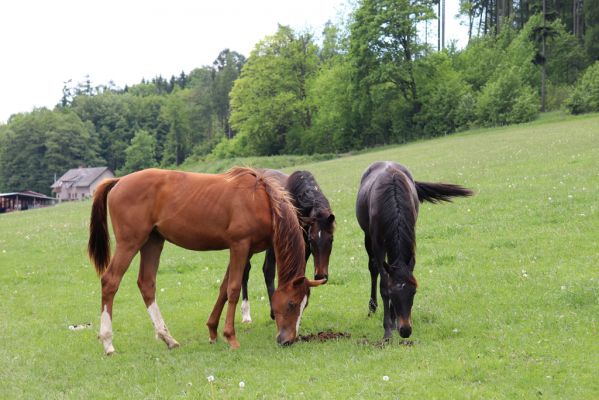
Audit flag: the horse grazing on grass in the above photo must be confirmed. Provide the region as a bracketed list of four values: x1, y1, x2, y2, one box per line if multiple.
[88, 167, 326, 355]
[356, 161, 473, 340]
[240, 170, 335, 322]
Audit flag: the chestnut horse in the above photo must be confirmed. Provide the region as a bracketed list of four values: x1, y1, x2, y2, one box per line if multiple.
[240, 169, 335, 322]
[356, 161, 472, 340]
[88, 167, 325, 355]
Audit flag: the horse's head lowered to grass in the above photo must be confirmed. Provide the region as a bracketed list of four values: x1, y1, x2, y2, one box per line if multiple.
[271, 276, 327, 345]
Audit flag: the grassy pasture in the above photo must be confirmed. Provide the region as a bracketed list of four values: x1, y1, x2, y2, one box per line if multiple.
[1, 113, 597, 399]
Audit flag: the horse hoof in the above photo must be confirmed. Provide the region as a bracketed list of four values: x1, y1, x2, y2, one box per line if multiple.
[168, 341, 180, 349]
[368, 300, 377, 315]
[241, 318, 252, 324]
[229, 341, 240, 349]
[209, 337, 217, 344]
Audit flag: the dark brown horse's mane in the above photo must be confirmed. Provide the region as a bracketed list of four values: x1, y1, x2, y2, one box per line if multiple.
[376, 167, 417, 269]
[225, 167, 306, 285]
[287, 171, 331, 219]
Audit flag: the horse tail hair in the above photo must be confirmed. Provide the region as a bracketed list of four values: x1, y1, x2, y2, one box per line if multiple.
[415, 181, 473, 204]
[88, 178, 120, 277]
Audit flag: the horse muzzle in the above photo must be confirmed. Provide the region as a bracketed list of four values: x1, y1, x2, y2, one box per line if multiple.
[276, 333, 296, 346]
[314, 273, 328, 282]
[398, 316, 412, 338]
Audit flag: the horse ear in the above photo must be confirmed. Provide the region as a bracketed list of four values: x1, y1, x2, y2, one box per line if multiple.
[292, 276, 307, 288]
[307, 278, 327, 287]
[299, 216, 314, 227]
[408, 273, 418, 288]
[327, 213, 335, 224]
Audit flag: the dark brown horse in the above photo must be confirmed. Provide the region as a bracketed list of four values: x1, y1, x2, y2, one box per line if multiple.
[88, 167, 325, 354]
[356, 161, 472, 340]
[240, 170, 335, 322]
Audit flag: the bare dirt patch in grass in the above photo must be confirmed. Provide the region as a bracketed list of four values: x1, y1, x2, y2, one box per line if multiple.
[298, 331, 351, 342]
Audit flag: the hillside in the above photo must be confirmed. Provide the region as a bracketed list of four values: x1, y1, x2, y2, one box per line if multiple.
[1, 113, 597, 398]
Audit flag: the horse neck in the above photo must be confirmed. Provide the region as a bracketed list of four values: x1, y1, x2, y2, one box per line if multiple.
[264, 179, 306, 286]
[378, 172, 417, 270]
[289, 179, 330, 218]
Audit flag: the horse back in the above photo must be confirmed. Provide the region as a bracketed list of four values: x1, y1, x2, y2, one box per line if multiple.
[106, 169, 273, 251]
[356, 162, 418, 235]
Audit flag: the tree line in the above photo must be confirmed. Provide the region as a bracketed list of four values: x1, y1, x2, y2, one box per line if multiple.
[1, 0, 598, 195]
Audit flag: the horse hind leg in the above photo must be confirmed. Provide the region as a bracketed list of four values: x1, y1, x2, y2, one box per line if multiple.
[241, 260, 252, 323]
[99, 244, 137, 355]
[137, 233, 179, 349]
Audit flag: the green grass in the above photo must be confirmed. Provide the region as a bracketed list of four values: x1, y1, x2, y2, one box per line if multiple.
[179, 153, 337, 174]
[1, 113, 598, 399]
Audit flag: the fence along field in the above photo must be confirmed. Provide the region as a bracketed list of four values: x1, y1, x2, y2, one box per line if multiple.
[0, 113, 597, 398]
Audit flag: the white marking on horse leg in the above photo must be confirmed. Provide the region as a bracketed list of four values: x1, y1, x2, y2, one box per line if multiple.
[147, 301, 180, 349]
[241, 299, 252, 323]
[295, 295, 308, 334]
[99, 305, 115, 355]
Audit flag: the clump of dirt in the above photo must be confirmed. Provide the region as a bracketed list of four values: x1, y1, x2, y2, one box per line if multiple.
[298, 331, 351, 342]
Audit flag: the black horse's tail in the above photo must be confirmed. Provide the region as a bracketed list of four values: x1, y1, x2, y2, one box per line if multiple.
[415, 181, 473, 204]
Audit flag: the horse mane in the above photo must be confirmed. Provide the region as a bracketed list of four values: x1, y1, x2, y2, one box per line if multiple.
[376, 167, 417, 269]
[225, 167, 306, 285]
[286, 171, 331, 218]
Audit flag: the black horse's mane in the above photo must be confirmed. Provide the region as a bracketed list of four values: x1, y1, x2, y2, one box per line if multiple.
[375, 168, 417, 269]
[286, 171, 331, 217]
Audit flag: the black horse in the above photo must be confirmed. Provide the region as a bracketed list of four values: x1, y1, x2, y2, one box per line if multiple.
[356, 161, 472, 339]
[241, 170, 335, 322]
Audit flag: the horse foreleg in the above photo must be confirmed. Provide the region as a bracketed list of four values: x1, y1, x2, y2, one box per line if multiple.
[138, 234, 179, 349]
[222, 242, 250, 349]
[262, 248, 276, 320]
[99, 245, 136, 355]
[207, 267, 229, 343]
[379, 274, 394, 340]
[241, 260, 252, 323]
[365, 235, 378, 315]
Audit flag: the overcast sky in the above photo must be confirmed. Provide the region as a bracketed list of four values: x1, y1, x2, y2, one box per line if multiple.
[0, 0, 467, 124]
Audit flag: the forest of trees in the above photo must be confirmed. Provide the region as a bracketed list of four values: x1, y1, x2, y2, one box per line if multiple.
[1, 0, 599, 195]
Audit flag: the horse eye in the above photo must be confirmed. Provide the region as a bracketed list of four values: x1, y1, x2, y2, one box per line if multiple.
[287, 301, 296, 310]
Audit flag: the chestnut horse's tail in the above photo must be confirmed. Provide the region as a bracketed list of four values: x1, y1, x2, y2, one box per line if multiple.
[415, 181, 473, 204]
[88, 178, 120, 277]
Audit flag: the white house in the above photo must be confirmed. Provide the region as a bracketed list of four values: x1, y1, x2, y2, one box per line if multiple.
[51, 167, 115, 201]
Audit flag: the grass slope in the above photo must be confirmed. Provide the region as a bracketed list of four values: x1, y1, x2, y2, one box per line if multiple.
[1, 114, 597, 399]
